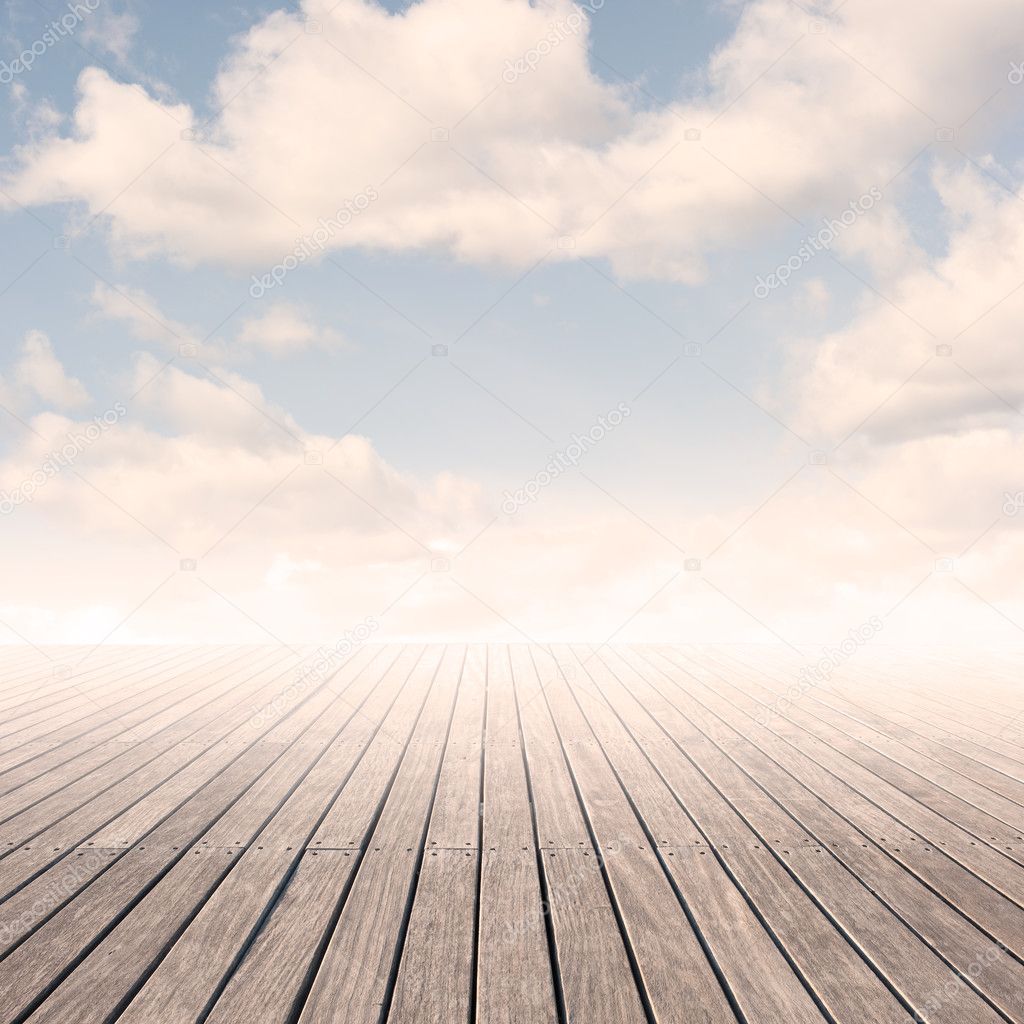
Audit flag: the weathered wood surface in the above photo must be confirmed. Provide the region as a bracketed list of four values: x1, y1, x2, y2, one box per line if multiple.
[0, 644, 1020, 1024]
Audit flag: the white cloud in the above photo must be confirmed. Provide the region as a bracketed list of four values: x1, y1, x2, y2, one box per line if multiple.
[79, 7, 139, 62]
[90, 282, 192, 351]
[797, 278, 830, 316]
[7, 83, 64, 135]
[0, 338, 1020, 648]
[265, 554, 323, 587]
[703, 161, 1024, 647]
[2, 2, 1023, 647]
[0, 331, 90, 410]
[90, 283, 345, 361]
[3, 351, 484, 563]
[3, 0, 1022, 280]
[777, 165, 1024, 447]
[236, 302, 347, 354]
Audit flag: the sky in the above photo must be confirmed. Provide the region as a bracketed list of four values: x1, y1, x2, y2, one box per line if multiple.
[1, 0, 1023, 649]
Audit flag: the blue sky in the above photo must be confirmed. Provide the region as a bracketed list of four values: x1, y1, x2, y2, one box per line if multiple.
[1, 0, 1023, 647]
[0, 0, 802, 505]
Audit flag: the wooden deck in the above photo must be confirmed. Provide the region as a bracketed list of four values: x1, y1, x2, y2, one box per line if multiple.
[0, 643, 1022, 1024]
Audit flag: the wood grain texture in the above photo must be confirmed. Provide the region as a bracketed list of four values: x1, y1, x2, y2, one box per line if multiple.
[206, 849, 359, 1024]
[477, 848, 558, 1024]
[388, 849, 478, 1023]
[0, 644, 1020, 1024]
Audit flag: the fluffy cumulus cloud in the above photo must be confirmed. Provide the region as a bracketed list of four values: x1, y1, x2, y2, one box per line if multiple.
[235, 303, 347, 355]
[0, 331, 90, 410]
[0, 341, 706, 645]
[0, 328, 1021, 648]
[736, 163, 1024, 646]
[3, 0, 1023, 280]
[778, 166, 1024, 447]
[767, 163, 1024, 557]
[1, 0, 1023, 647]
[0, 345, 491, 643]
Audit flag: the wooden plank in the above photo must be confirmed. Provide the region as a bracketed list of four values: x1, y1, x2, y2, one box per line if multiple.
[388, 848, 478, 1023]
[4, 644, 1021, 1024]
[0, 648, 230, 791]
[811, 690, 1024, 806]
[290, 646, 463, 1023]
[0, 646, 382, 959]
[713, 647, 1024, 817]
[0, 648, 233, 798]
[204, 849, 359, 1024]
[0, 846, 115, 957]
[863, 664, 1022, 731]
[834, 673, 1024, 777]
[510, 645, 647, 1024]
[541, 847, 647, 1023]
[509, 646, 590, 849]
[0, 645, 187, 721]
[0, 648, 276, 825]
[0, 755, 287, 959]
[900, 674, 1024, 730]
[656, 648, 1024, 905]
[707, 649, 1024, 846]
[858, 655, 1024, 737]
[18, 847, 237, 1024]
[87, 648, 376, 849]
[0, 846, 187, 1023]
[0, 649, 263, 819]
[476, 848, 558, 1024]
[475, 644, 558, 1024]
[305, 647, 448, 851]
[0, 645, 164, 721]
[0, 647, 245, 752]
[0, 649, 295, 863]
[2, 646, 401, 1023]
[621, 648, 1021, 1023]
[558, 645, 831, 1024]
[538, 646, 745, 1024]
[388, 647, 484, 1022]
[480, 645, 535, 852]
[111, 647, 434, 1024]
[0, 648, 68, 696]
[425, 645, 486, 850]
[703, 841, 911, 1024]
[0, 655, 315, 913]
